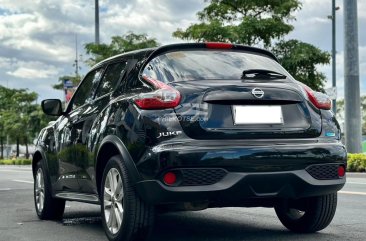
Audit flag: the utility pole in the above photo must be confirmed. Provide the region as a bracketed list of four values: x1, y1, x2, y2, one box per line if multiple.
[331, 0, 337, 113]
[328, 1, 340, 113]
[344, 0, 362, 153]
[95, 0, 100, 44]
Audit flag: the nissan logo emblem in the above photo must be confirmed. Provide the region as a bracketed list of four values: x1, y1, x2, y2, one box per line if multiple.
[252, 88, 264, 98]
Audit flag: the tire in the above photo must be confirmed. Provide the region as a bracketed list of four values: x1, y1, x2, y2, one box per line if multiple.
[275, 193, 337, 233]
[34, 161, 65, 220]
[101, 155, 154, 241]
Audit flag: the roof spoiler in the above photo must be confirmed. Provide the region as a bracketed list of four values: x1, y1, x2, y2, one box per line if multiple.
[144, 42, 279, 63]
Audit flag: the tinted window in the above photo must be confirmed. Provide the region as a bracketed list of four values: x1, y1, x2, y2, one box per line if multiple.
[143, 50, 291, 82]
[72, 68, 103, 109]
[95, 61, 127, 98]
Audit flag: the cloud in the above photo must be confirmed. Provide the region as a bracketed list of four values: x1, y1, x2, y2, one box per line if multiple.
[98, 0, 206, 44]
[6, 61, 60, 79]
[0, 0, 207, 100]
[0, 57, 13, 68]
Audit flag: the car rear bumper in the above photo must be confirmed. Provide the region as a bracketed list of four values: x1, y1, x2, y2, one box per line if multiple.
[136, 170, 345, 204]
[135, 140, 347, 204]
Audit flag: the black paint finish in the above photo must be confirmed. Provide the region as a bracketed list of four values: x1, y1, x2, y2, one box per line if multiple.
[33, 43, 346, 207]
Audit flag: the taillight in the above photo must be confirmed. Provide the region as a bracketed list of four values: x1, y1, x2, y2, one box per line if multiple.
[205, 42, 233, 49]
[301, 84, 331, 110]
[134, 76, 181, 109]
[163, 172, 177, 186]
[338, 165, 346, 178]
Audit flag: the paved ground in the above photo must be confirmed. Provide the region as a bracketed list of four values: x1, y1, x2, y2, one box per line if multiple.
[0, 165, 365, 241]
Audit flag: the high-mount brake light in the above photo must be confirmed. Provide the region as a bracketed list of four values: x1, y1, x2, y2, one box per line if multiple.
[301, 84, 332, 110]
[134, 76, 181, 110]
[205, 42, 233, 49]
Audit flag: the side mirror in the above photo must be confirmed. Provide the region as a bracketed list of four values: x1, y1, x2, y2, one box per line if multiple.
[41, 99, 63, 116]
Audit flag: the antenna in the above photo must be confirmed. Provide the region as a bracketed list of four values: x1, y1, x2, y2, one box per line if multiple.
[74, 34, 79, 77]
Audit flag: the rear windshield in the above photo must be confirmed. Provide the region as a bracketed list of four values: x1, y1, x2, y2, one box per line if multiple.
[142, 50, 290, 83]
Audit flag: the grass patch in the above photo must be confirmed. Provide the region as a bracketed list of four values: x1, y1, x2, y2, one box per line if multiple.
[0, 159, 32, 165]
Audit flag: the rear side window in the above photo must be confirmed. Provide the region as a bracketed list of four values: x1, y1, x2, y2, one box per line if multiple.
[142, 50, 290, 83]
[95, 61, 127, 98]
[72, 68, 103, 109]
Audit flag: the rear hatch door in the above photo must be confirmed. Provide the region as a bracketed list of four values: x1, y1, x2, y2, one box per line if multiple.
[173, 80, 321, 139]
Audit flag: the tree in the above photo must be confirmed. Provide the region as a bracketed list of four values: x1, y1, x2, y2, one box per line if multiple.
[0, 86, 18, 158]
[3, 88, 38, 158]
[84, 32, 159, 67]
[172, 0, 329, 91]
[0, 85, 52, 158]
[173, 0, 301, 47]
[272, 40, 330, 91]
[52, 32, 159, 91]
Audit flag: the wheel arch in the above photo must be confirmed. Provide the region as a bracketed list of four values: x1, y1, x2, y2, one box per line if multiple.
[32, 149, 46, 178]
[32, 147, 60, 198]
[95, 135, 141, 196]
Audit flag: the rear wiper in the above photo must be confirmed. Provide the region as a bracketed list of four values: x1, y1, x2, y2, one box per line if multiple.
[241, 69, 287, 80]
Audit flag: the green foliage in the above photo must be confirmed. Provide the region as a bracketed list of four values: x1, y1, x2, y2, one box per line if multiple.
[173, 0, 301, 47]
[0, 85, 53, 157]
[174, 20, 232, 43]
[0, 87, 37, 141]
[347, 153, 366, 172]
[272, 40, 330, 91]
[84, 32, 159, 66]
[0, 159, 32, 165]
[173, 0, 329, 91]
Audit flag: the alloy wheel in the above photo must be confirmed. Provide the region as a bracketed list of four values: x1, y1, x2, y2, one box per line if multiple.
[104, 168, 124, 234]
[35, 168, 45, 213]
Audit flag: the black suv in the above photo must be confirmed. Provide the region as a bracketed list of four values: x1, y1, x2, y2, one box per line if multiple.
[33, 43, 346, 241]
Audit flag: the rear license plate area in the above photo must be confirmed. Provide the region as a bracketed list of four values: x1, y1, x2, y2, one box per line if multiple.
[232, 105, 283, 125]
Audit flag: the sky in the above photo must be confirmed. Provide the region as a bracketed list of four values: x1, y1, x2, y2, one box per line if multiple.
[0, 0, 365, 101]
